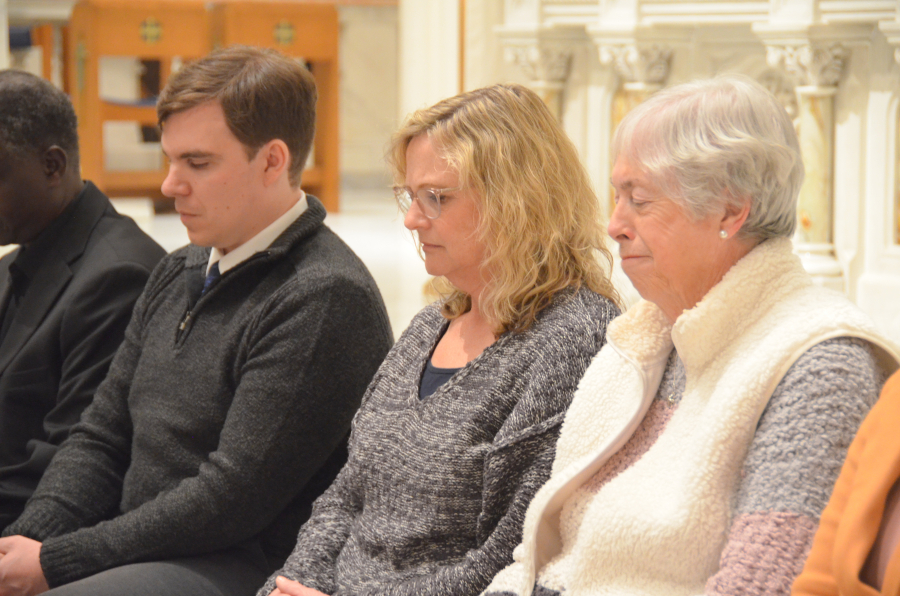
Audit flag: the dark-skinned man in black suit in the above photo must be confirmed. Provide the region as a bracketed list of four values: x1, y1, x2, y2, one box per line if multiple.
[0, 70, 165, 530]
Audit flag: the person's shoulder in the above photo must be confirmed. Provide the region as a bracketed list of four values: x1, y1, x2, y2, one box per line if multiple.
[764, 337, 883, 432]
[790, 336, 880, 386]
[401, 301, 445, 334]
[565, 287, 620, 316]
[81, 195, 166, 271]
[64, 223, 166, 299]
[291, 223, 357, 262]
[490, 289, 619, 379]
[282, 223, 382, 295]
[257, 223, 392, 336]
[123, 244, 192, 297]
[530, 287, 620, 337]
[491, 292, 618, 438]
[93, 218, 165, 268]
[269, 197, 372, 283]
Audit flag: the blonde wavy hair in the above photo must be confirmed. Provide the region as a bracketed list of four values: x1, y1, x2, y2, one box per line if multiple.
[389, 83, 619, 334]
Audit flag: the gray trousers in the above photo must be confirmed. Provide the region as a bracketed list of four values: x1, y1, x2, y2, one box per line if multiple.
[43, 545, 271, 596]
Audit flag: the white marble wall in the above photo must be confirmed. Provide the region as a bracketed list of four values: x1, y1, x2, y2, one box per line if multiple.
[857, 30, 900, 342]
[462, 0, 529, 91]
[398, 0, 460, 117]
[339, 5, 400, 182]
[396, 0, 900, 342]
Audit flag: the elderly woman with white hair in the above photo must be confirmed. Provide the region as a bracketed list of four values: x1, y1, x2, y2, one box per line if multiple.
[482, 75, 900, 596]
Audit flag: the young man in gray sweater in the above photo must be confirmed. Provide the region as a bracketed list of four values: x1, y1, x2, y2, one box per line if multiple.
[0, 46, 393, 596]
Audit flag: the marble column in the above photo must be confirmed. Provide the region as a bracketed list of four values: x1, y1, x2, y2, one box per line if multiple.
[767, 42, 847, 290]
[398, 0, 459, 118]
[597, 43, 672, 212]
[892, 114, 900, 247]
[879, 20, 900, 246]
[795, 86, 836, 244]
[504, 44, 572, 119]
[600, 44, 671, 134]
[892, 47, 900, 244]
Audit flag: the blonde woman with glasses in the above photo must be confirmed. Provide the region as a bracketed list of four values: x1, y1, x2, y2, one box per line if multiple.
[257, 84, 620, 596]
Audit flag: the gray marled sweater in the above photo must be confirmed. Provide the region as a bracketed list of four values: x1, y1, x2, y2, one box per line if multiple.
[258, 289, 619, 596]
[4, 196, 394, 588]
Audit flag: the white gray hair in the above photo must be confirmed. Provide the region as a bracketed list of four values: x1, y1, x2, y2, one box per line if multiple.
[612, 74, 804, 242]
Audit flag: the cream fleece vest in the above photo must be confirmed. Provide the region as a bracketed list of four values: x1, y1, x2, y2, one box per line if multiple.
[484, 238, 900, 596]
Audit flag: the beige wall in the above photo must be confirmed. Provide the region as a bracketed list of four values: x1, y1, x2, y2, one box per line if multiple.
[339, 5, 399, 182]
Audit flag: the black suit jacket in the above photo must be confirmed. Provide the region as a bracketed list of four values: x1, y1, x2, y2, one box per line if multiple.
[0, 182, 165, 529]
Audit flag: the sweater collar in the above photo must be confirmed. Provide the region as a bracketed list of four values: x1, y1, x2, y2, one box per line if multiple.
[609, 237, 807, 377]
[183, 194, 327, 270]
[207, 192, 308, 275]
[672, 237, 807, 376]
[606, 299, 673, 370]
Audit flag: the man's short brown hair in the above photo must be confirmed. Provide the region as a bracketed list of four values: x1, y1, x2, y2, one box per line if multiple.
[157, 45, 316, 187]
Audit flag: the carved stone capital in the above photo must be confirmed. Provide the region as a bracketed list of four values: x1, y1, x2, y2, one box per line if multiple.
[504, 44, 572, 85]
[597, 44, 672, 87]
[757, 70, 799, 120]
[877, 20, 900, 66]
[765, 43, 848, 87]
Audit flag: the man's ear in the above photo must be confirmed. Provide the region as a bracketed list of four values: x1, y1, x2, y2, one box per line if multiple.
[43, 146, 68, 185]
[261, 139, 291, 187]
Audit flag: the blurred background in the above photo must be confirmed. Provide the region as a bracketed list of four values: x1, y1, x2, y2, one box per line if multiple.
[2, 0, 899, 342]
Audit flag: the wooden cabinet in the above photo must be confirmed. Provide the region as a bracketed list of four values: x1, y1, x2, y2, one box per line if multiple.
[66, 0, 340, 211]
[210, 2, 339, 211]
[66, 0, 211, 198]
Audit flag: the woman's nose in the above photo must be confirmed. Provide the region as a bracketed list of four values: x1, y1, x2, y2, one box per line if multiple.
[607, 200, 632, 241]
[403, 198, 430, 231]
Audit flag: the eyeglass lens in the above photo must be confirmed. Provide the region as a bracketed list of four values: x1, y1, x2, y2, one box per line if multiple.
[395, 188, 441, 219]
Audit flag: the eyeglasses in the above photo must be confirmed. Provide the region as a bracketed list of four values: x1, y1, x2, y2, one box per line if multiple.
[393, 186, 462, 220]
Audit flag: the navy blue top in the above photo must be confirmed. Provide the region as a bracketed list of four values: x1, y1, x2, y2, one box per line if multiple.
[419, 359, 461, 399]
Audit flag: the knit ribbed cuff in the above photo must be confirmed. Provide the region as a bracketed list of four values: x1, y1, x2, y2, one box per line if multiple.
[2, 499, 82, 541]
[39, 533, 92, 588]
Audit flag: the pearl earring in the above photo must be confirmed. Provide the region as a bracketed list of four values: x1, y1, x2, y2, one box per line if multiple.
[719, 230, 728, 239]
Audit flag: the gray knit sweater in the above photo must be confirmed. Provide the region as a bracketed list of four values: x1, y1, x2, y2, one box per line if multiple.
[4, 196, 394, 588]
[257, 289, 619, 596]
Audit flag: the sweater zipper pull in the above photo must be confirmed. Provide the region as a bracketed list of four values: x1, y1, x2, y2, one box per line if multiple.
[179, 311, 192, 331]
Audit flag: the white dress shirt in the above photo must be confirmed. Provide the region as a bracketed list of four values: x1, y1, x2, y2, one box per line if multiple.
[206, 192, 308, 275]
